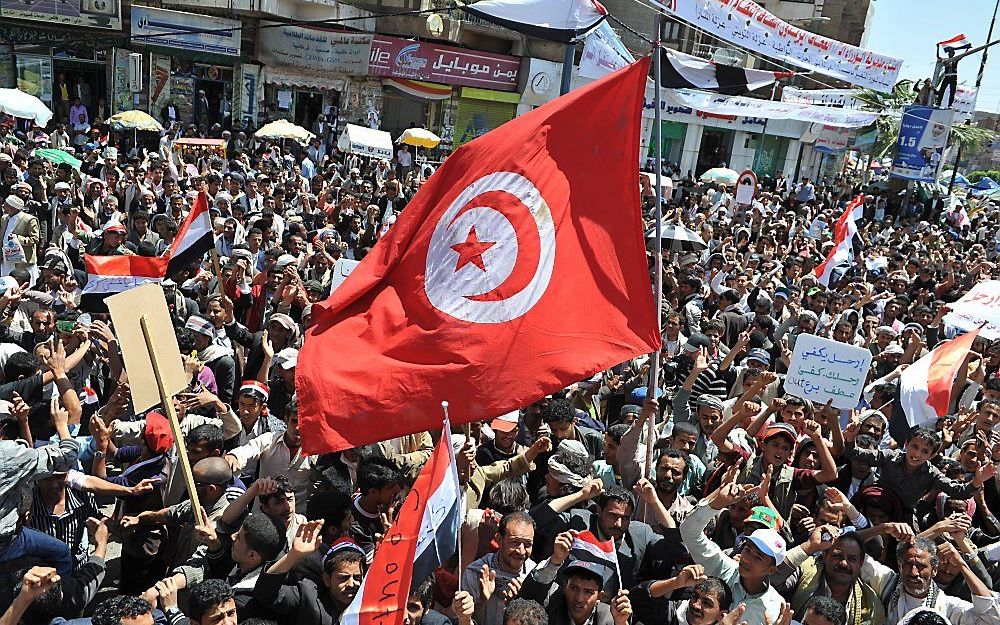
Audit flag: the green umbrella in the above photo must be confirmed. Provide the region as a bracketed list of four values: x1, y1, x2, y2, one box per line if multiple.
[35, 148, 81, 171]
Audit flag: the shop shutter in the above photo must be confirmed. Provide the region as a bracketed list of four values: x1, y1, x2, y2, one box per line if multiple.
[452, 87, 518, 148]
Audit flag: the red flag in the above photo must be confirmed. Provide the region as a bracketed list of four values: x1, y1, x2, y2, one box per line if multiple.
[297, 59, 659, 454]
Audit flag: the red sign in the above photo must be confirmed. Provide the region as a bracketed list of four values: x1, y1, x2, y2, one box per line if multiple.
[369, 35, 520, 92]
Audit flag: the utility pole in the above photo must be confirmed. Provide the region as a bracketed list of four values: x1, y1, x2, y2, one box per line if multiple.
[948, 0, 1000, 195]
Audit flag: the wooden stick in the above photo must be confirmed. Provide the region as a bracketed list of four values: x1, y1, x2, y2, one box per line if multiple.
[210, 249, 223, 295]
[140, 315, 204, 522]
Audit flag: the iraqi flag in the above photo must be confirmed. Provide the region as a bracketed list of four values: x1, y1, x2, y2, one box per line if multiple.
[79, 254, 169, 312]
[938, 34, 972, 54]
[814, 195, 865, 287]
[463, 0, 606, 43]
[166, 191, 214, 276]
[340, 419, 460, 625]
[662, 48, 793, 95]
[900, 328, 981, 428]
[297, 59, 660, 454]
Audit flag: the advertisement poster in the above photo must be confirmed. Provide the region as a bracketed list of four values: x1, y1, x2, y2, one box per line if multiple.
[890, 105, 954, 182]
[132, 7, 240, 57]
[369, 35, 519, 91]
[149, 54, 171, 120]
[111, 48, 133, 114]
[656, 0, 901, 92]
[258, 24, 372, 76]
[236, 63, 260, 127]
[0, 0, 121, 30]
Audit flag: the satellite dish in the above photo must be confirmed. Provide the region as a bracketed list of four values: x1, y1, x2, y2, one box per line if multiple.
[426, 14, 445, 37]
[711, 48, 743, 66]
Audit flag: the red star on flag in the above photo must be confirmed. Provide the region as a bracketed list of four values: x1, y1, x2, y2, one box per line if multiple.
[450, 225, 495, 272]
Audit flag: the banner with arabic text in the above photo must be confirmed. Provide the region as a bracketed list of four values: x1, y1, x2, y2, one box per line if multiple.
[666, 89, 878, 127]
[652, 0, 902, 92]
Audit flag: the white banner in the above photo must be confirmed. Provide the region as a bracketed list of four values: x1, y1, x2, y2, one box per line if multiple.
[578, 22, 634, 79]
[667, 89, 879, 127]
[955, 85, 979, 122]
[785, 333, 873, 409]
[944, 280, 1000, 340]
[781, 87, 863, 109]
[652, 0, 902, 92]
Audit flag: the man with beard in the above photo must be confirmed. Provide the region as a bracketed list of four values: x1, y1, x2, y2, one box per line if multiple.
[864, 536, 1000, 624]
[776, 526, 887, 625]
[649, 448, 696, 527]
[462, 511, 537, 625]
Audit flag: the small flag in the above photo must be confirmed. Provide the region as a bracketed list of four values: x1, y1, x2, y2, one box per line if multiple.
[80, 386, 99, 405]
[166, 191, 214, 276]
[571, 530, 618, 570]
[814, 195, 865, 287]
[79, 254, 168, 312]
[938, 34, 972, 54]
[900, 328, 981, 428]
[339, 418, 461, 625]
[661, 48, 793, 95]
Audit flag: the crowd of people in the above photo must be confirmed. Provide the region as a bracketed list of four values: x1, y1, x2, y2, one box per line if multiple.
[0, 105, 997, 625]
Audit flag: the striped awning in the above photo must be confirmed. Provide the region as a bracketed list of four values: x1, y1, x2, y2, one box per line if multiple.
[383, 78, 453, 101]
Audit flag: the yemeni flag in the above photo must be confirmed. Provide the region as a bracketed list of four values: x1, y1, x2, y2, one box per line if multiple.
[938, 34, 972, 54]
[80, 254, 169, 312]
[166, 191, 214, 276]
[571, 530, 618, 568]
[900, 328, 981, 428]
[463, 0, 606, 43]
[662, 49, 793, 95]
[297, 59, 660, 454]
[814, 195, 864, 287]
[339, 420, 460, 625]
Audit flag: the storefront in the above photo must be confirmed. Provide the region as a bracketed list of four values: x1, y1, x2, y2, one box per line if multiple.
[132, 6, 242, 130]
[256, 23, 372, 131]
[0, 0, 123, 126]
[367, 35, 520, 152]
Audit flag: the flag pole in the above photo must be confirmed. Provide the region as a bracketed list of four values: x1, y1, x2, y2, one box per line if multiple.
[644, 11, 666, 517]
[444, 400, 464, 594]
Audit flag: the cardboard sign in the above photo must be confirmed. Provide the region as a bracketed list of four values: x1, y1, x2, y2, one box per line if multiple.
[329, 258, 361, 293]
[106, 283, 187, 413]
[785, 333, 872, 409]
[735, 170, 757, 205]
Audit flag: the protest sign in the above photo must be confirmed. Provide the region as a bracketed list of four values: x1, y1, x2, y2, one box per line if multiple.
[106, 282, 186, 413]
[785, 333, 872, 409]
[330, 258, 361, 293]
[735, 170, 757, 205]
[944, 280, 1000, 340]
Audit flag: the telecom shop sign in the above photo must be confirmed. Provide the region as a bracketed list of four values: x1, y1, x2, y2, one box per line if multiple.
[132, 7, 240, 57]
[369, 35, 520, 91]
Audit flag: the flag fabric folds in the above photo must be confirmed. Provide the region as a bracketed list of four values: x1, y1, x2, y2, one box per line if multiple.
[297, 59, 660, 454]
[79, 254, 169, 312]
[938, 34, 972, 54]
[661, 48, 793, 95]
[166, 191, 215, 276]
[339, 420, 460, 625]
[462, 0, 606, 43]
[900, 328, 981, 428]
[814, 195, 864, 287]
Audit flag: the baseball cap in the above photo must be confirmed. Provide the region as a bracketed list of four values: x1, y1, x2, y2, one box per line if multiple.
[746, 506, 782, 531]
[762, 423, 797, 446]
[746, 348, 771, 366]
[104, 223, 127, 235]
[143, 412, 175, 455]
[620, 404, 643, 419]
[275, 254, 297, 271]
[490, 410, 520, 433]
[747, 528, 786, 565]
[563, 560, 611, 588]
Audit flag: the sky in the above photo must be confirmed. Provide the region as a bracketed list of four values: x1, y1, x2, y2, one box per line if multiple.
[864, 0, 1000, 112]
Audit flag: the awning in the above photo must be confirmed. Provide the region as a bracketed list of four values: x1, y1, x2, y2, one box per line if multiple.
[262, 66, 346, 92]
[383, 78, 453, 101]
[338, 124, 393, 160]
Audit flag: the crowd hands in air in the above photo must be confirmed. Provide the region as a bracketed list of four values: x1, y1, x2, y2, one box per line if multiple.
[1, 114, 1000, 625]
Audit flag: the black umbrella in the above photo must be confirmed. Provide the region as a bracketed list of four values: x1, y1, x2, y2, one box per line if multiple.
[645, 223, 708, 252]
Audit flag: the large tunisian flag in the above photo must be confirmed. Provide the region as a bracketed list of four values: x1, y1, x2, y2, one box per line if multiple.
[297, 58, 659, 454]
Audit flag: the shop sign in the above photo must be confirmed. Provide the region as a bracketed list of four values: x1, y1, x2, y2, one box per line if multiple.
[259, 23, 372, 76]
[112, 48, 133, 114]
[235, 63, 260, 127]
[0, 0, 121, 30]
[369, 35, 519, 92]
[132, 6, 241, 57]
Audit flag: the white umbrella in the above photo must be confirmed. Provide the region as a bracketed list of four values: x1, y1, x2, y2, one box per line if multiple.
[0, 88, 52, 125]
[255, 119, 315, 143]
[699, 167, 740, 186]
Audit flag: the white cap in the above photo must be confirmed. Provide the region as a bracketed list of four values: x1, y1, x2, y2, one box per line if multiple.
[275, 347, 298, 370]
[747, 529, 786, 565]
[4, 195, 24, 211]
